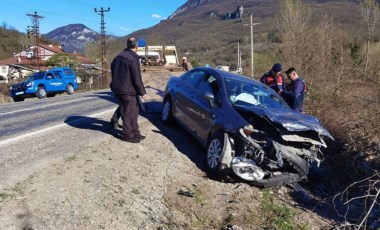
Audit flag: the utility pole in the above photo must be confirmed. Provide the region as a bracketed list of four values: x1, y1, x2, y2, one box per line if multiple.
[26, 11, 44, 67]
[237, 42, 242, 73]
[244, 14, 260, 78]
[94, 7, 110, 87]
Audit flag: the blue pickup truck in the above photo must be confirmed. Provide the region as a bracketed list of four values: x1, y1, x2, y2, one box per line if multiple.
[9, 67, 79, 102]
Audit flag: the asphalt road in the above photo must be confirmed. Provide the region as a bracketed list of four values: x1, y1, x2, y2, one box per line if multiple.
[0, 91, 123, 190]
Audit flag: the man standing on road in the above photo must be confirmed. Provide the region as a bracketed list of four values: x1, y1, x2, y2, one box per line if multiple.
[279, 67, 306, 113]
[110, 37, 147, 143]
[260, 63, 286, 93]
[181, 57, 193, 72]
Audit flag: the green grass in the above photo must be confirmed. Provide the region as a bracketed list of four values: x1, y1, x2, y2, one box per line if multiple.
[261, 189, 306, 230]
[0, 192, 16, 201]
[65, 155, 77, 162]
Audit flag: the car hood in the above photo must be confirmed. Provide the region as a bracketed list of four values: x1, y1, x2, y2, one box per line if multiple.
[234, 105, 333, 139]
[10, 82, 25, 88]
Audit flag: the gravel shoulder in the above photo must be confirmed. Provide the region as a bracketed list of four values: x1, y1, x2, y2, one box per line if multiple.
[0, 71, 335, 229]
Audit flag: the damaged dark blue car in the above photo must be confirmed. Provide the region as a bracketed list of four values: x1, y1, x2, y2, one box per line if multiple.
[161, 67, 333, 187]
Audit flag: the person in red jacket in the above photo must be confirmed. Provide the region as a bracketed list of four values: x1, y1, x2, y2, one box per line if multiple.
[260, 63, 286, 93]
[110, 37, 147, 143]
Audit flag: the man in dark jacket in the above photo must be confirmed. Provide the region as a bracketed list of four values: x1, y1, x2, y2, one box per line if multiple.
[110, 37, 147, 143]
[260, 63, 286, 93]
[279, 67, 306, 112]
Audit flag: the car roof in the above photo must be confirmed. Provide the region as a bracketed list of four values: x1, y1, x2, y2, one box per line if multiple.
[193, 67, 263, 85]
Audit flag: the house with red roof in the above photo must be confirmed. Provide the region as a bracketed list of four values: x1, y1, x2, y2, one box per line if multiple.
[0, 44, 95, 83]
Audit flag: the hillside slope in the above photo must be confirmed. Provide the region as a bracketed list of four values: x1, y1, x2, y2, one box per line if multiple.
[125, 0, 362, 71]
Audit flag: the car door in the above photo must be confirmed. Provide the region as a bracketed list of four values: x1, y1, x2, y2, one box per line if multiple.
[174, 70, 205, 135]
[52, 71, 66, 91]
[191, 73, 220, 142]
[45, 72, 63, 92]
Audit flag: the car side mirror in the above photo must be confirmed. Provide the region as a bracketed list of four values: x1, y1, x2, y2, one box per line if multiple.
[203, 92, 222, 108]
[203, 91, 214, 101]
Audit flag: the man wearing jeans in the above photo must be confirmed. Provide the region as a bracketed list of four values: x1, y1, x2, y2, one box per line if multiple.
[110, 37, 147, 143]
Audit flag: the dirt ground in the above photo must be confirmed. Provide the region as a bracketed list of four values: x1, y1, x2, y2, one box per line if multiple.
[0, 71, 335, 230]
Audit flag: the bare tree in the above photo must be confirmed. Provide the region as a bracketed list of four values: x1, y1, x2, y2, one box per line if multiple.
[277, 0, 312, 70]
[360, 0, 379, 74]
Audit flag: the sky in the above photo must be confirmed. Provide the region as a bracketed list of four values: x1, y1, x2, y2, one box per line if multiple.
[0, 0, 188, 36]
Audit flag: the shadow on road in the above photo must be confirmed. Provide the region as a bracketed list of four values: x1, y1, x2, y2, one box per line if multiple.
[140, 101, 207, 174]
[64, 115, 122, 139]
[85, 91, 118, 104]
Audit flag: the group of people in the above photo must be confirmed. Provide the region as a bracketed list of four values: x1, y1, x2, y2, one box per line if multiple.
[109, 37, 306, 143]
[260, 63, 306, 112]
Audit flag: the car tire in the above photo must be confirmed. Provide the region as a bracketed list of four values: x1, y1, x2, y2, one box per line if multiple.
[36, 86, 47, 99]
[206, 133, 227, 177]
[66, 84, 74, 95]
[161, 98, 173, 124]
[13, 96, 24, 102]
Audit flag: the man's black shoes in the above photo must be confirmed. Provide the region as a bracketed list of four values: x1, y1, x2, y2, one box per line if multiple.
[135, 134, 146, 140]
[110, 118, 118, 129]
[122, 137, 141, 143]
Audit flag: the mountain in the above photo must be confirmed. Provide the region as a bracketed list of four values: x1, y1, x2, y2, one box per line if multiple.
[44, 24, 117, 54]
[126, 0, 364, 71]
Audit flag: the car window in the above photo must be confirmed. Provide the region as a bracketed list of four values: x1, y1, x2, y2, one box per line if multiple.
[182, 70, 205, 88]
[224, 77, 290, 111]
[63, 69, 74, 76]
[198, 74, 220, 96]
[53, 72, 63, 79]
[46, 73, 54, 79]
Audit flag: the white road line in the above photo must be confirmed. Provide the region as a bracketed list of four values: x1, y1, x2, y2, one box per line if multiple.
[0, 109, 115, 147]
[0, 97, 95, 116]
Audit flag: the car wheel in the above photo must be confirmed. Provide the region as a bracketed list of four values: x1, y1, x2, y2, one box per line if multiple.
[36, 87, 47, 99]
[206, 133, 227, 177]
[161, 98, 173, 124]
[66, 84, 74, 95]
[13, 96, 24, 102]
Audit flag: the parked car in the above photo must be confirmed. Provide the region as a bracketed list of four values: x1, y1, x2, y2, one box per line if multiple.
[161, 67, 333, 187]
[9, 67, 79, 102]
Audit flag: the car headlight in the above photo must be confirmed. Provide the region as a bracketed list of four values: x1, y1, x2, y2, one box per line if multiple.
[282, 122, 310, 131]
[9, 86, 12, 90]
[26, 82, 33, 87]
[243, 125, 255, 135]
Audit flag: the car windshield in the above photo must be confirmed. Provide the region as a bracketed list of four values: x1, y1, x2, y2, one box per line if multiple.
[224, 77, 291, 111]
[24, 72, 44, 82]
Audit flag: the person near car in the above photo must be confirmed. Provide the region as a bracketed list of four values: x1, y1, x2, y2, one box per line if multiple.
[110, 37, 147, 143]
[260, 63, 286, 93]
[279, 67, 306, 113]
[181, 57, 193, 72]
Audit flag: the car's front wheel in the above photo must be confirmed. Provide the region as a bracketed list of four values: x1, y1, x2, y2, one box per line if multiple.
[161, 98, 173, 124]
[36, 87, 47, 99]
[206, 133, 228, 177]
[66, 84, 74, 95]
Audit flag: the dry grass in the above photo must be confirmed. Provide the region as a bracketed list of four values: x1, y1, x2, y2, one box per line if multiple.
[0, 83, 12, 104]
